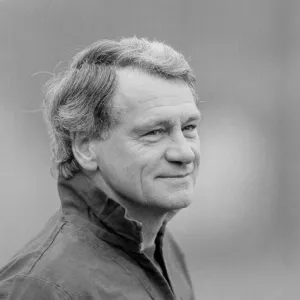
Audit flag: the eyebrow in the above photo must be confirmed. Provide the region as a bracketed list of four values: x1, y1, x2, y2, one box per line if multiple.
[134, 112, 202, 130]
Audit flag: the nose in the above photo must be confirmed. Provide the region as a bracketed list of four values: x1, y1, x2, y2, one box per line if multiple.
[165, 133, 195, 165]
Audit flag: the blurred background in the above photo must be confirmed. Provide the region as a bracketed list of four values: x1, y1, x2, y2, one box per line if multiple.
[0, 0, 299, 299]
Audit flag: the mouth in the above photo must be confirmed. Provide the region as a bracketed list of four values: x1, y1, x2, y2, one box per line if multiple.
[158, 173, 190, 179]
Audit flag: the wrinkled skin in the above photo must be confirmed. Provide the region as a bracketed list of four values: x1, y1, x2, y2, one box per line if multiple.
[91, 68, 201, 212]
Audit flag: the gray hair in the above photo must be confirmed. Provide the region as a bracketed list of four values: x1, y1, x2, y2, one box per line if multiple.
[43, 37, 198, 179]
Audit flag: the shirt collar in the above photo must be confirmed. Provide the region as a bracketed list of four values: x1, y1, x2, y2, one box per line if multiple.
[57, 171, 167, 253]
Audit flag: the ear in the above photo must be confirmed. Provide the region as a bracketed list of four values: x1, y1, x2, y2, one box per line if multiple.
[72, 132, 98, 172]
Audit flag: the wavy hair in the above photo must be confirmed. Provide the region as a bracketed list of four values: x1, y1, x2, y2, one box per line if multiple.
[43, 37, 197, 179]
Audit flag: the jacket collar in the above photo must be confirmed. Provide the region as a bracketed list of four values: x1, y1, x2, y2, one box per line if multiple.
[57, 171, 166, 253]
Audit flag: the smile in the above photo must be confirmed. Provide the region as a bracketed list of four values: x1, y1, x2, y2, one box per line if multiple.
[158, 174, 190, 179]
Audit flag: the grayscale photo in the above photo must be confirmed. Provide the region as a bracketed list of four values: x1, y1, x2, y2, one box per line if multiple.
[0, 1, 299, 299]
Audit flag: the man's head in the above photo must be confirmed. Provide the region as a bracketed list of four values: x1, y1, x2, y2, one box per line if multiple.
[44, 37, 200, 211]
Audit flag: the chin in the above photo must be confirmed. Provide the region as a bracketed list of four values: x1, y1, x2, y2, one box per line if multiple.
[153, 191, 194, 211]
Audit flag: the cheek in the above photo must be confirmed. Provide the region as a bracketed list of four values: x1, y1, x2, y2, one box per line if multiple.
[191, 140, 201, 169]
[195, 145, 201, 162]
[193, 137, 201, 156]
[112, 143, 149, 178]
[131, 151, 163, 186]
[107, 137, 167, 180]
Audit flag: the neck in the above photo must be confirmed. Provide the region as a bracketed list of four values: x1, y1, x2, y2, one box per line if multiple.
[86, 171, 167, 251]
[121, 201, 167, 250]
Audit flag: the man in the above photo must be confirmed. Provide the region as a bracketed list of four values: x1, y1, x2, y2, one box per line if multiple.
[0, 37, 201, 299]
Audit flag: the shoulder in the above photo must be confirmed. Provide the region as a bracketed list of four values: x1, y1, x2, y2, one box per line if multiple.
[1, 222, 147, 299]
[0, 212, 120, 299]
[0, 273, 72, 300]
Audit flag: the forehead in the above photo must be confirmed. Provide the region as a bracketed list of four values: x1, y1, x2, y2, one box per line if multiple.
[114, 68, 199, 125]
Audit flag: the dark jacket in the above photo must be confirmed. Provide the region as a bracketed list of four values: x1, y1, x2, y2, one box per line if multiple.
[0, 172, 195, 300]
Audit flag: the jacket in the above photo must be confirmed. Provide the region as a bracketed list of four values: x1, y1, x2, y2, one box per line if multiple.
[0, 172, 195, 300]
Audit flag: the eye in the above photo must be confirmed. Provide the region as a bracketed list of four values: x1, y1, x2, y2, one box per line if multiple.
[183, 124, 197, 131]
[145, 128, 165, 136]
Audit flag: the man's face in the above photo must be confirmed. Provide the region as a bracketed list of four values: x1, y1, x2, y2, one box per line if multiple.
[92, 68, 201, 211]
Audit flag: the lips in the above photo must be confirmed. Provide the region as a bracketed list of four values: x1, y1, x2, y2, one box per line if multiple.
[158, 173, 190, 178]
